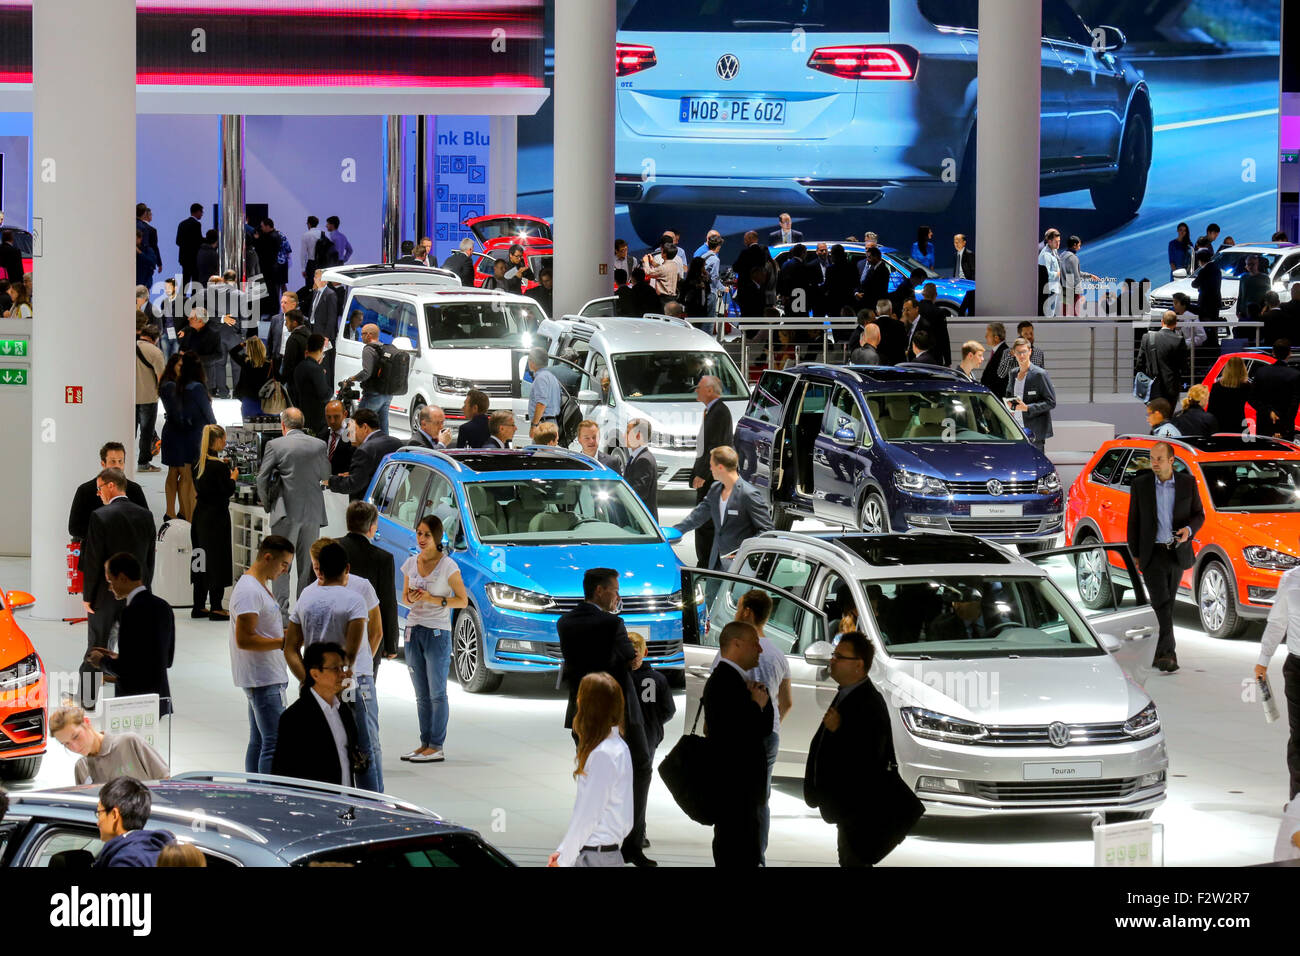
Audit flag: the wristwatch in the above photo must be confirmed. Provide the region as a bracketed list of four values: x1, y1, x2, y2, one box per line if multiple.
[440, 597, 447, 608]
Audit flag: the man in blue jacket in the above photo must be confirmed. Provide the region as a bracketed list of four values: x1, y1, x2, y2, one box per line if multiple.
[93, 776, 174, 867]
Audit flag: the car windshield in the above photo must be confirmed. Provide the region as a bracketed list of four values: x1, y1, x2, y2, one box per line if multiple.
[1211, 251, 1284, 278]
[295, 833, 512, 867]
[613, 350, 748, 402]
[467, 478, 662, 544]
[470, 218, 551, 243]
[423, 302, 542, 348]
[869, 390, 1026, 442]
[886, 252, 939, 279]
[861, 575, 1103, 659]
[1201, 460, 1300, 512]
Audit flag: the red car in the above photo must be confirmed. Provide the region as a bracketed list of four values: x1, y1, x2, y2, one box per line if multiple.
[464, 213, 551, 293]
[0, 587, 45, 781]
[1200, 350, 1300, 432]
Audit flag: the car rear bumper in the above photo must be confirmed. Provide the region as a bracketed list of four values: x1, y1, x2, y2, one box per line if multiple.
[618, 174, 955, 213]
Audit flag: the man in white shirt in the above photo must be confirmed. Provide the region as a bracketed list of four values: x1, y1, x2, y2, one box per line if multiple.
[614, 238, 629, 278]
[1039, 228, 1062, 317]
[1255, 556, 1300, 800]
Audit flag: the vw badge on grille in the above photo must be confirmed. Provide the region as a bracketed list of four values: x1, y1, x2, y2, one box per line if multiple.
[987, 479, 1004, 496]
[1048, 721, 1071, 748]
[716, 54, 740, 80]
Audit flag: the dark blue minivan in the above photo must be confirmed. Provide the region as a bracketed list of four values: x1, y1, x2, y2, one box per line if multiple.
[734, 364, 1064, 546]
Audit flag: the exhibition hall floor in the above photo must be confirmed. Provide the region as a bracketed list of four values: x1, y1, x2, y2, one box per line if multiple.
[8, 477, 1289, 867]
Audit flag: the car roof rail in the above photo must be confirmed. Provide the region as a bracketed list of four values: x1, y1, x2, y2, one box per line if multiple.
[320, 264, 462, 288]
[10, 790, 271, 844]
[403, 448, 464, 471]
[557, 314, 603, 331]
[169, 771, 441, 819]
[637, 312, 696, 329]
[893, 362, 967, 381]
[801, 363, 862, 382]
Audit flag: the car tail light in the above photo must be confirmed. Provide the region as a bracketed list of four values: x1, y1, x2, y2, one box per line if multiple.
[616, 43, 657, 77]
[807, 45, 917, 80]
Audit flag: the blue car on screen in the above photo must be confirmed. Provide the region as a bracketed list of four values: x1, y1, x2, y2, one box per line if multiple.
[363, 446, 687, 692]
[770, 241, 973, 315]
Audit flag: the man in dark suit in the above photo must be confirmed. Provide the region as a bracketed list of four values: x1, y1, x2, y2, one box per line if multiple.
[485, 410, 516, 449]
[293, 335, 332, 434]
[272, 642, 363, 786]
[1136, 311, 1190, 407]
[279, 311, 311, 404]
[79, 469, 157, 709]
[339, 501, 399, 666]
[1127, 441, 1205, 673]
[769, 213, 803, 245]
[456, 389, 491, 449]
[910, 329, 944, 367]
[952, 233, 974, 280]
[624, 419, 659, 521]
[175, 203, 204, 290]
[1004, 337, 1057, 451]
[135, 204, 161, 277]
[408, 404, 453, 450]
[855, 246, 890, 310]
[981, 323, 1010, 397]
[556, 568, 654, 866]
[873, 304, 908, 366]
[1252, 339, 1300, 441]
[917, 283, 952, 366]
[307, 269, 339, 385]
[68, 443, 148, 541]
[1260, 292, 1289, 348]
[395, 239, 419, 265]
[441, 238, 476, 287]
[325, 408, 403, 501]
[89, 553, 175, 716]
[1189, 247, 1222, 350]
[690, 375, 734, 567]
[317, 400, 354, 476]
[731, 232, 771, 318]
[0, 230, 24, 284]
[676, 446, 773, 570]
[264, 291, 300, 375]
[703, 620, 772, 867]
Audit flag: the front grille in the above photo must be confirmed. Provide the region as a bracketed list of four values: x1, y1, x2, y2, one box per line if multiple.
[0, 708, 44, 751]
[981, 722, 1131, 746]
[538, 639, 683, 661]
[1148, 296, 1173, 311]
[947, 516, 1048, 535]
[547, 595, 682, 615]
[946, 479, 1038, 495]
[475, 380, 512, 398]
[660, 468, 694, 483]
[975, 777, 1141, 802]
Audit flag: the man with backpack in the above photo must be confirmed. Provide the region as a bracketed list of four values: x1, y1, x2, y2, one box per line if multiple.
[341, 323, 409, 435]
[254, 218, 292, 321]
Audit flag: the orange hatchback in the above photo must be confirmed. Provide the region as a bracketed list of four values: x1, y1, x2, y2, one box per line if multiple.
[0, 587, 45, 781]
[1066, 434, 1300, 640]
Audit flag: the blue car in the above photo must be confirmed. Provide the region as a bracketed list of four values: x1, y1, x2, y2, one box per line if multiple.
[363, 446, 687, 692]
[769, 241, 973, 316]
[734, 364, 1064, 547]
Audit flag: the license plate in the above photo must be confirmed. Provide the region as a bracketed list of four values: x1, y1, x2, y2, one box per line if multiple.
[1023, 761, 1102, 781]
[679, 97, 786, 125]
[972, 504, 1023, 517]
[627, 625, 651, 644]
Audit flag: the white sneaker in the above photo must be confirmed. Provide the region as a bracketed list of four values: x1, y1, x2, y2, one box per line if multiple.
[400, 748, 422, 761]
[410, 749, 445, 763]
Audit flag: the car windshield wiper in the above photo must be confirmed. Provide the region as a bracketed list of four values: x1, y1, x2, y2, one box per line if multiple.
[732, 19, 825, 29]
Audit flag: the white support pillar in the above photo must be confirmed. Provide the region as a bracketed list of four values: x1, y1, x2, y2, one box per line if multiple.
[553, 0, 615, 318]
[976, 0, 1041, 317]
[489, 115, 518, 216]
[31, 0, 137, 618]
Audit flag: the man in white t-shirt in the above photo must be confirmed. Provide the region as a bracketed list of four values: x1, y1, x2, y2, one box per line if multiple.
[229, 535, 296, 774]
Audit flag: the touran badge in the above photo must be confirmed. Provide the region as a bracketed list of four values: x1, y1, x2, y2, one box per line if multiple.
[716, 54, 740, 80]
[1048, 721, 1071, 748]
[987, 479, 1004, 496]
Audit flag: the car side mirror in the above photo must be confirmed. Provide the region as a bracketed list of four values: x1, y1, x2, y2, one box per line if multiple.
[577, 389, 600, 404]
[5, 589, 35, 610]
[803, 640, 834, 666]
[1097, 632, 1121, 653]
[832, 422, 858, 446]
[1171, 268, 1188, 279]
[661, 526, 683, 543]
[392, 336, 414, 351]
[1095, 24, 1126, 52]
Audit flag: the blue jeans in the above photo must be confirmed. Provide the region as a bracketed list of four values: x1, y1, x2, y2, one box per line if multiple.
[406, 626, 450, 748]
[135, 402, 158, 467]
[758, 730, 779, 861]
[239, 396, 263, 421]
[244, 683, 286, 774]
[351, 673, 383, 792]
[360, 392, 392, 434]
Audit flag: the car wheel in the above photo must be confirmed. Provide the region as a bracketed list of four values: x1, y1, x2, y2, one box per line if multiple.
[1074, 537, 1120, 610]
[858, 492, 889, 533]
[936, 301, 960, 318]
[453, 606, 503, 693]
[1090, 110, 1151, 219]
[0, 754, 42, 781]
[1105, 809, 1154, 823]
[772, 501, 795, 532]
[409, 397, 426, 435]
[627, 203, 716, 249]
[1197, 559, 1246, 639]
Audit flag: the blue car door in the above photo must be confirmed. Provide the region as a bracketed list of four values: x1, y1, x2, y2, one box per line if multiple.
[371, 461, 432, 625]
[812, 384, 867, 523]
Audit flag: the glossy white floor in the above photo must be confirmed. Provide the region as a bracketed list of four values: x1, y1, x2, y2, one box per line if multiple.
[5, 469, 1291, 867]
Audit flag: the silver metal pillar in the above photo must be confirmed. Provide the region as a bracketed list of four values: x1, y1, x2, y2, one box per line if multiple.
[382, 114, 402, 263]
[976, 0, 1041, 317]
[489, 115, 518, 214]
[553, 0, 615, 318]
[30, 0, 136, 617]
[219, 114, 245, 280]
[416, 115, 430, 243]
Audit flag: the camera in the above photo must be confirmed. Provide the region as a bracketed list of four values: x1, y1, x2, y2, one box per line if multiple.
[336, 380, 360, 417]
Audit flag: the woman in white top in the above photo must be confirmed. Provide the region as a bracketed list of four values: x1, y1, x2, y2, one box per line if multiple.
[400, 514, 467, 763]
[550, 672, 633, 867]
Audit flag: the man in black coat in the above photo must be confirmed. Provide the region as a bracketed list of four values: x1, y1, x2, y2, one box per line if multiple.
[0, 230, 23, 284]
[855, 246, 890, 310]
[556, 568, 654, 866]
[952, 233, 975, 280]
[917, 283, 952, 366]
[874, 306, 908, 366]
[1127, 441, 1205, 673]
[981, 323, 1010, 397]
[175, 203, 204, 289]
[691, 375, 733, 568]
[89, 553, 175, 716]
[1189, 247, 1223, 350]
[441, 238, 476, 287]
[455, 389, 492, 448]
[703, 620, 772, 867]
[68, 443, 148, 541]
[338, 501, 399, 666]
[79, 469, 157, 708]
[279, 311, 311, 403]
[325, 408, 403, 501]
[1136, 311, 1190, 407]
[293, 336, 332, 434]
[1252, 339, 1300, 441]
[318, 400, 354, 476]
[731, 231, 771, 317]
[623, 420, 659, 521]
[272, 642, 363, 786]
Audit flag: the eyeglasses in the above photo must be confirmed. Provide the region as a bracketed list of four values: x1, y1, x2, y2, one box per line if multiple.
[830, 653, 862, 662]
[319, 664, 351, 674]
[95, 806, 110, 817]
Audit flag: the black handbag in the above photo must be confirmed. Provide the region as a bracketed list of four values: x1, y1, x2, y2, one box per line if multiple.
[657, 703, 718, 825]
[852, 762, 926, 865]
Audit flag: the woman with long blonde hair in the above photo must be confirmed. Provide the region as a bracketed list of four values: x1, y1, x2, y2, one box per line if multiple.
[1208, 356, 1252, 435]
[231, 335, 275, 421]
[190, 423, 237, 619]
[549, 672, 632, 868]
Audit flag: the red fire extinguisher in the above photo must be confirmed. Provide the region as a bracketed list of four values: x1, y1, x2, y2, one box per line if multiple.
[67, 540, 83, 594]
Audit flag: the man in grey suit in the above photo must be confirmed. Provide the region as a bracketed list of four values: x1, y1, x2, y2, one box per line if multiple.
[674, 445, 773, 570]
[256, 407, 331, 620]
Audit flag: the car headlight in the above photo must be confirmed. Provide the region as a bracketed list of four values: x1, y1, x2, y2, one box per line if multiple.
[1122, 701, 1160, 738]
[651, 432, 695, 450]
[435, 375, 473, 395]
[901, 707, 988, 744]
[0, 652, 41, 689]
[484, 583, 556, 612]
[1243, 546, 1300, 571]
[894, 470, 949, 497]
[1036, 472, 1061, 493]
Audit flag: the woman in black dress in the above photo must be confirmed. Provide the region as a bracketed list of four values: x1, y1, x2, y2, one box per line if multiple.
[1207, 356, 1251, 435]
[190, 424, 237, 620]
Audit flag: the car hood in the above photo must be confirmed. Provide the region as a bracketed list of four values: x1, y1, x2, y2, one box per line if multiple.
[619, 399, 749, 440]
[1150, 275, 1240, 299]
[879, 653, 1148, 725]
[0, 609, 37, 670]
[1203, 512, 1300, 554]
[883, 439, 1050, 482]
[485, 543, 683, 598]
[918, 277, 975, 300]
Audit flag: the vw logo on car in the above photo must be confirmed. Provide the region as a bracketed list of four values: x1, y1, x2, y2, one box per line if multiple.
[715, 53, 739, 80]
[987, 479, 1004, 497]
[1048, 722, 1071, 748]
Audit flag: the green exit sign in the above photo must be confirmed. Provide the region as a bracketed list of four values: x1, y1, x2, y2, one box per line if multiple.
[0, 367, 28, 386]
[0, 339, 27, 357]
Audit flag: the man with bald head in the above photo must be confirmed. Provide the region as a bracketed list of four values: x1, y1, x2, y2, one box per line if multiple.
[341, 323, 394, 434]
[317, 400, 353, 476]
[851, 323, 882, 365]
[691, 373, 734, 567]
[409, 404, 452, 450]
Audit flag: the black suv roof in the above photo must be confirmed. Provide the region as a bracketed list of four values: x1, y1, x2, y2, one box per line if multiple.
[812, 532, 1013, 566]
[785, 363, 977, 389]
